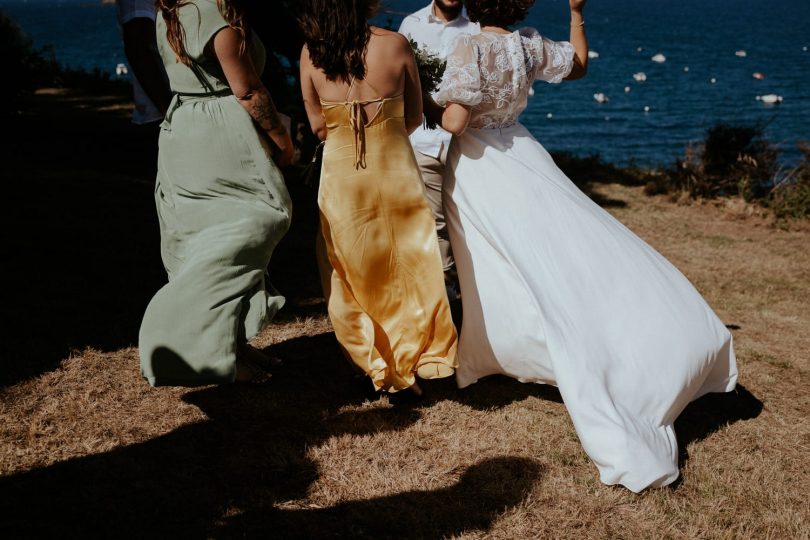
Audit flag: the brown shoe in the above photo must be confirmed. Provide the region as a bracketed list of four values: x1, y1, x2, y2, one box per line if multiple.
[234, 345, 277, 383]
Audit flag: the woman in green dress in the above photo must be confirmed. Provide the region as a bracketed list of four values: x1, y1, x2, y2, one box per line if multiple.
[139, 0, 293, 386]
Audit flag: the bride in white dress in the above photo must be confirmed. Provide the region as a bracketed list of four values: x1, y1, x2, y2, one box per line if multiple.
[425, 0, 738, 492]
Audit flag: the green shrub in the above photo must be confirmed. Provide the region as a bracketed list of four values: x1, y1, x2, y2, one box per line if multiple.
[551, 152, 652, 189]
[645, 123, 780, 202]
[767, 142, 810, 219]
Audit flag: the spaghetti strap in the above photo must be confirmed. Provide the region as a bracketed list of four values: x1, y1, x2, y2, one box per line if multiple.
[344, 76, 385, 104]
[316, 76, 407, 169]
[332, 76, 387, 169]
[346, 76, 358, 101]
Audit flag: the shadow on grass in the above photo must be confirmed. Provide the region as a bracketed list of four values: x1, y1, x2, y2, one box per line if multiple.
[674, 383, 763, 467]
[411, 373, 564, 411]
[0, 331, 543, 538]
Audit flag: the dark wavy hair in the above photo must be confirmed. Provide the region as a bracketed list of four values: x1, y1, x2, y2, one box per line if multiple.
[465, 0, 535, 28]
[157, 0, 249, 65]
[297, 0, 380, 82]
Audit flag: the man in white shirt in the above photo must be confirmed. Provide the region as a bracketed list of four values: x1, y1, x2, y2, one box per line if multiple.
[116, 0, 170, 125]
[398, 1, 479, 295]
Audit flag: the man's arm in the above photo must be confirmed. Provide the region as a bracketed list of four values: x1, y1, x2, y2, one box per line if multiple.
[122, 17, 172, 115]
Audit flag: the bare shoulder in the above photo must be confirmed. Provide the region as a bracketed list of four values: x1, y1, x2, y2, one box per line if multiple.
[369, 26, 411, 53]
[299, 44, 315, 78]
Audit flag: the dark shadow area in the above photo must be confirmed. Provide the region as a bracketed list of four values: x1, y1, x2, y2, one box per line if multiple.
[0, 331, 543, 538]
[0, 90, 324, 387]
[1, 91, 166, 386]
[413, 373, 564, 412]
[674, 384, 763, 467]
[215, 457, 543, 539]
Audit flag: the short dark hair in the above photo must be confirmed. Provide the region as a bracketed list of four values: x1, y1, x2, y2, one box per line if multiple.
[465, 0, 535, 28]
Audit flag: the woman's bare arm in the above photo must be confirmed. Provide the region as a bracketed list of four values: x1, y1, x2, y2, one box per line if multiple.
[423, 94, 471, 136]
[213, 27, 294, 167]
[564, 0, 589, 80]
[440, 103, 470, 136]
[400, 34, 424, 135]
[299, 45, 327, 141]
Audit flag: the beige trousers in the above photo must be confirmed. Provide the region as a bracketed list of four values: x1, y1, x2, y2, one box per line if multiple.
[415, 145, 453, 274]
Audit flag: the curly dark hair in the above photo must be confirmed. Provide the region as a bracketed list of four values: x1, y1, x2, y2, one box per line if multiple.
[465, 0, 535, 28]
[297, 0, 380, 83]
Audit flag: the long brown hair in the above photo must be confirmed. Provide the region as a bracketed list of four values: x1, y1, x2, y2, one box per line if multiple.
[297, 0, 380, 83]
[157, 0, 249, 65]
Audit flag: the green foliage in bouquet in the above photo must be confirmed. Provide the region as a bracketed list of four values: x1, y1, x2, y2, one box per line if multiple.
[409, 39, 446, 129]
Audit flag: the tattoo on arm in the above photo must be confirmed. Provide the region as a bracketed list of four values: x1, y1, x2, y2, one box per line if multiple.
[248, 91, 284, 132]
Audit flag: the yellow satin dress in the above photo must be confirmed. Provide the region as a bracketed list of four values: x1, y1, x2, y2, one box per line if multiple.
[318, 81, 458, 393]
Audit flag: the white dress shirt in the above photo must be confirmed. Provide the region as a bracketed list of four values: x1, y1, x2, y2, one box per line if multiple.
[398, 2, 479, 159]
[116, 0, 164, 124]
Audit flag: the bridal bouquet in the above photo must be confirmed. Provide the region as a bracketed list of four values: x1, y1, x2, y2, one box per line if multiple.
[409, 39, 446, 129]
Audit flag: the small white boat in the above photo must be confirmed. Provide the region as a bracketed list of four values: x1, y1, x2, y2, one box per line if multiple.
[735, 50, 747, 57]
[115, 63, 128, 76]
[752, 72, 765, 80]
[593, 92, 609, 104]
[547, 112, 553, 119]
[624, 86, 631, 93]
[651, 53, 666, 63]
[756, 94, 783, 104]
[683, 66, 690, 72]
[710, 77, 717, 84]
[644, 106, 651, 113]
[588, 50, 600, 59]
[633, 72, 647, 82]
[637, 47, 643, 52]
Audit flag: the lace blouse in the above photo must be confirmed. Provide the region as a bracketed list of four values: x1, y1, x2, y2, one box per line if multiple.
[434, 28, 575, 129]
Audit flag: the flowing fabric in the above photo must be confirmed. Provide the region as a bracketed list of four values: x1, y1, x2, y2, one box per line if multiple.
[317, 85, 458, 392]
[139, 0, 291, 386]
[437, 30, 738, 491]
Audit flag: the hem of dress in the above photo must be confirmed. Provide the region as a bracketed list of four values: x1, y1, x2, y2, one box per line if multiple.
[143, 373, 235, 387]
[368, 366, 417, 394]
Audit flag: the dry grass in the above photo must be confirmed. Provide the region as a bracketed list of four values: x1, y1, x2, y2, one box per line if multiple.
[1, 91, 809, 539]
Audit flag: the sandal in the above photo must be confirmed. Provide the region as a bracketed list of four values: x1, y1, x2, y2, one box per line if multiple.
[416, 361, 455, 380]
[234, 345, 276, 383]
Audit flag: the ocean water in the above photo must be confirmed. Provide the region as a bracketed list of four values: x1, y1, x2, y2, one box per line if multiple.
[3, 0, 809, 166]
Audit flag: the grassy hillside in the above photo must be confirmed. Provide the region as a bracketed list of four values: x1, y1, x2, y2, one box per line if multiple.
[0, 90, 808, 538]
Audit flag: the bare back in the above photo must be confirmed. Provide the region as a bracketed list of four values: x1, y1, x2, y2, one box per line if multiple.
[300, 27, 423, 139]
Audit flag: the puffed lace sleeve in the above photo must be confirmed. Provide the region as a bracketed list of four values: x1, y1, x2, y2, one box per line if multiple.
[434, 34, 482, 107]
[520, 28, 575, 84]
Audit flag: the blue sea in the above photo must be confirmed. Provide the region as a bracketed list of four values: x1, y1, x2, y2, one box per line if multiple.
[2, 0, 809, 166]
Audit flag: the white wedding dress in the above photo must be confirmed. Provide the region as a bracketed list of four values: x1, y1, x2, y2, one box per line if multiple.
[434, 30, 738, 492]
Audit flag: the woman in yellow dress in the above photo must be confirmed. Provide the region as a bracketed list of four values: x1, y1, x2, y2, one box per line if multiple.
[298, 0, 458, 396]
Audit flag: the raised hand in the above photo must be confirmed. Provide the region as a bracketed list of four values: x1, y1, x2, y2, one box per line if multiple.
[570, 0, 587, 12]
